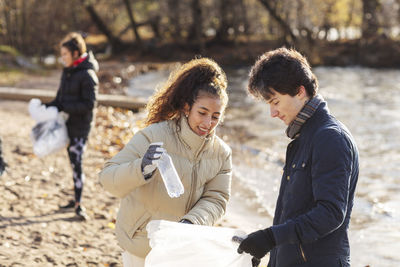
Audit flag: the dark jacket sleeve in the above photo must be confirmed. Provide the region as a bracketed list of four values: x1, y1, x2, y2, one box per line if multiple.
[271, 129, 353, 246]
[45, 86, 62, 109]
[62, 70, 97, 114]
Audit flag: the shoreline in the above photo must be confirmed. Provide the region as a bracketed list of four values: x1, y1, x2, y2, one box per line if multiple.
[0, 99, 270, 266]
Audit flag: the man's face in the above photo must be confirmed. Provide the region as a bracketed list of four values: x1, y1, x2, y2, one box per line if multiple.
[266, 87, 309, 125]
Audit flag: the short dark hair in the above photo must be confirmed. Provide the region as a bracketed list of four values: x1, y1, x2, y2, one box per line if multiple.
[60, 32, 87, 56]
[248, 47, 318, 100]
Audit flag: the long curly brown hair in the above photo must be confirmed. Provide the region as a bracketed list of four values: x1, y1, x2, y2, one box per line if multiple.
[143, 58, 228, 127]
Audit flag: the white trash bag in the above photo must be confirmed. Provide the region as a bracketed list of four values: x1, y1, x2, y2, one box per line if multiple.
[29, 98, 69, 157]
[145, 220, 252, 267]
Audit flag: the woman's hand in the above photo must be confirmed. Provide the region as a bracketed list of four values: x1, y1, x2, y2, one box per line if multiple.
[141, 142, 164, 180]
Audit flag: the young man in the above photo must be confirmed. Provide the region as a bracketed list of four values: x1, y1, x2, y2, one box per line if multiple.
[237, 48, 359, 267]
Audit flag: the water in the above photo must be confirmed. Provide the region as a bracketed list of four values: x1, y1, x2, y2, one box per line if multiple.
[128, 66, 400, 266]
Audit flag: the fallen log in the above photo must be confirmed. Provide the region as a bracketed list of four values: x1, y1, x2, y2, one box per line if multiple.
[0, 87, 147, 111]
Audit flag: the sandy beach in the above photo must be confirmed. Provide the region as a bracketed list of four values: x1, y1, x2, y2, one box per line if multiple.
[0, 99, 270, 266]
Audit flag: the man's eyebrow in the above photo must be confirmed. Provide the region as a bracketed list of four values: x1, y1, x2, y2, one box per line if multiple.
[267, 97, 277, 104]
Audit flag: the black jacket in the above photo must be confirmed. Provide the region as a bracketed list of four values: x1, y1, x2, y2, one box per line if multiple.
[47, 51, 99, 138]
[268, 101, 359, 267]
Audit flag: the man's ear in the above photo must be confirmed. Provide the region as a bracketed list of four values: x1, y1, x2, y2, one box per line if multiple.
[297, 86, 307, 99]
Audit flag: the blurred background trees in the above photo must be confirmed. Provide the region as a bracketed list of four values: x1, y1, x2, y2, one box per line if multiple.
[0, 0, 399, 65]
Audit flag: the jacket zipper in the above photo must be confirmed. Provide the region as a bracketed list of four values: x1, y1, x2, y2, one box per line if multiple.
[185, 139, 207, 213]
[299, 244, 307, 262]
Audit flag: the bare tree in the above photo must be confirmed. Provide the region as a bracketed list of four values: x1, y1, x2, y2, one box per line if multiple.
[122, 0, 142, 47]
[257, 0, 297, 44]
[189, 0, 204, 53]
[167, 0, 182, 40]
[79, 0, 124, 50]
[214, 0, 231, 43]
[362, 0, 380, 39]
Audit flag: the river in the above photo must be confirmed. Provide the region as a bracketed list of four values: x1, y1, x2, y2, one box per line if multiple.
[128, 66, 400, 267]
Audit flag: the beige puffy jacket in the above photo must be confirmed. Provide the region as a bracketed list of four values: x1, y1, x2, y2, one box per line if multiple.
[99, 116, 232, 257]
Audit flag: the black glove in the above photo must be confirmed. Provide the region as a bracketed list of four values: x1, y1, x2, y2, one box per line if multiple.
[45, 102, 62, 112]
[237, 228, 276, 259]
[56, 102, 63, 112]
[141, 142, 164, 180]
[179, 219, 193, 224]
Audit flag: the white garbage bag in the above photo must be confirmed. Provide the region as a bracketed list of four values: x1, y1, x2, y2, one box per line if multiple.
[29, 98, 69, 157]
[29, 98, 58, 122]
[145, 220, 252, 267]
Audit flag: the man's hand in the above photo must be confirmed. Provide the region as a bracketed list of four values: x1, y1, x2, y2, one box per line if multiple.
[237, 228, 276, 260]
[179, 219, 193, 224]
[141, 142, 164, 180]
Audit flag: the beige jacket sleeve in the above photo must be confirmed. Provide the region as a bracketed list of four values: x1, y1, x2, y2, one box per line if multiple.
[183, 151, 232, 225]
[98, 130, 153, 198]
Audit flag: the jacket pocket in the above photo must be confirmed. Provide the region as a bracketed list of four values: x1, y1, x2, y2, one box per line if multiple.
[117, 197, 152, 238]
[129, 211, 152, 238]
[276, 243, 308, 266]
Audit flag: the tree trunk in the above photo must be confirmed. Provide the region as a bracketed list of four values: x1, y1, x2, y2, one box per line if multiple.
[167, 0, 181, 40]
[237, 0, 250, 37]
[257, 0, 297, 43]
[215, 0, 230, 43]
[190, 0, 204, 53]
[80, 0, 123, 51]
[2, 0, 14, 46]
[122, 0, 142, 47]
[362, 0, 380, 40]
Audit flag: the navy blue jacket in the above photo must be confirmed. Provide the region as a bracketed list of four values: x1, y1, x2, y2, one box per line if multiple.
[268, 101, 359, 267]
[47, 51, 98, 138]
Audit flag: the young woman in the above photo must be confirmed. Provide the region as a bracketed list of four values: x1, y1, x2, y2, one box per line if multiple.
[99, 58, 232, 266]
[46, 32, 99, 220]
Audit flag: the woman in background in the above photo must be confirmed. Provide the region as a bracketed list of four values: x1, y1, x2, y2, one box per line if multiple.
[99, 58, 232, 267]
[46, 32, 99, 220]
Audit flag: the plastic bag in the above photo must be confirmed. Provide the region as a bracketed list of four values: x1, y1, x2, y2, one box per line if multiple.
[28, 98, 58, 122]
[157, 152, 184, 198]
[29, 98, 69, 157]
[145, 220, 252, 267]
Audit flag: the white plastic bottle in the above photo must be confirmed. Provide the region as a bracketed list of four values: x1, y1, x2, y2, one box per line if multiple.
[157, 152, 184, 198]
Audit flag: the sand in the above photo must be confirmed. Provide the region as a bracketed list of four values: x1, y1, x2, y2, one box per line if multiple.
[0, 99, 270, 267]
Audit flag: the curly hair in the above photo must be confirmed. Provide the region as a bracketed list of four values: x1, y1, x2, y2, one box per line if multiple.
[143, 58, 228, 127]
[60, 32, 87, 56]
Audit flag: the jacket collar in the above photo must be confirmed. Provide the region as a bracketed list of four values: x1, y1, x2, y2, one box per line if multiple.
[286, 94, 324, 139]
[297, 99, 330, 142]
[178, 116, 214, 154]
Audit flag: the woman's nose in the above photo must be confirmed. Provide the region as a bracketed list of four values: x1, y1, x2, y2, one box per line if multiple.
[203, 116, 212, 128]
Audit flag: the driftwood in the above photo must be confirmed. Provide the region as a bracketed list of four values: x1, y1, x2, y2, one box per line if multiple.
[0, 87, 147, 111]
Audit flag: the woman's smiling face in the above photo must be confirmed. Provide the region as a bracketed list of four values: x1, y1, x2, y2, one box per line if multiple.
[185, 94, 224, 136]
